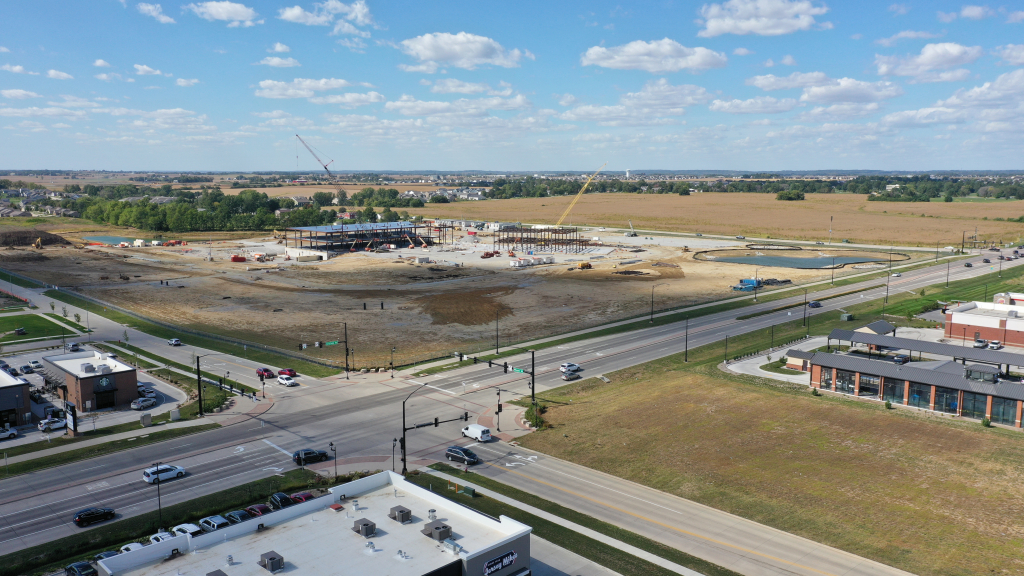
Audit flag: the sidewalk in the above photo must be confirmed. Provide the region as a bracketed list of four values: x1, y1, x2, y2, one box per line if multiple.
[724, 337, 826, 385]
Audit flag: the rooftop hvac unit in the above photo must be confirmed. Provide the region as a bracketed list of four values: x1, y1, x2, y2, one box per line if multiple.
[80, 363, 95, 373]
[1009, 310, 1018, 318]
[352, 518, 376, 538]
[389, 505, 412, 524]
[259, 551, 284, 573]
[421, 520, 452, 541]
[98, 365, 112, 374]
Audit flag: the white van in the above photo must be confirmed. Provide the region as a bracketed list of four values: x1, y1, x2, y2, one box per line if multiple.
[462, 424, 492, 442]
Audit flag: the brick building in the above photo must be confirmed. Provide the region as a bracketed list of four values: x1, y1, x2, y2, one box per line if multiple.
[42, 351, 137, 412]
[944, 300, 1024, 347]
[0, 369, 30, 428]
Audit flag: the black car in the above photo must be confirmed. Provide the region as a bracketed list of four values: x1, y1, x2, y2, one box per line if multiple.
[65, 562, 97, 576]
[964, 262, 973, 267]
[292, 449, 328, 465]
[94, 551, 119, 562]
[983, 258, 991, 263]
[5, 367, 17, 376]
[269, 492, 295, 510]
[73, 507, 115, 527]
[224, 510, 252, 524]
[445, 446, 479, 465]
[807, 301, 823, 308]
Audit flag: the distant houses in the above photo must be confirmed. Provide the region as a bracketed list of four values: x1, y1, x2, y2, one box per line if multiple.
[399, 187, 487, 202]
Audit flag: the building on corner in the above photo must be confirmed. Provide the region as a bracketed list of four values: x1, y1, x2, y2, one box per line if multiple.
[41, 350, 137, 412]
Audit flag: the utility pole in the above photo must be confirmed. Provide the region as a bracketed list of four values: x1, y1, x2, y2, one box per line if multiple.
[496, 389, 502, 432]
[343, 322, 349, 379]
[153, 461, 163, 529]
[724, 334, 728, 363]
[195, 356, 204, 417]
[530, 349, 536, 405]
[802, 289, 807, 327]
[831, 257, 835, 285]
[684, 317, 689, 362]
[946, 261, 950, 287]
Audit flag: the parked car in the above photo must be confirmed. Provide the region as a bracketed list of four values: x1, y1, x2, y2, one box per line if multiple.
[65, 343, 80, 352]
[269, 492, 295, 510]
[973, 339, 989, 349]
[277, 375, 297, 386]
[149, 532, 175, 544]
[290, 492, 314, 503]
[199, 515, 230, 533]
[131, 398, 157, 410]
[736, 235, 746, 239]
[983, 258, 991, 264]
[94, 551, 120, 562]
[167, 338, 182, 346]
[73, 507, 115, 527]
[891, 273, 901, 277]
[815, 241, 824, 245]
[695, 233, 703, 237]
[29, 360, 42, 370]
[245, 504, 272, 517]
[142, 464, 185, 484]
[256, 367, 275, 379]
[65, 562, 97, 576]
[561, 371, 580, 381]
[1, 428, 17, 440]
[5, 367, 18, 376]
[18, 365, 32, 374]
[807, 301, 823, 308]
[278, 368, 297, 377]
[139, 388, 157, 399]
[893, 355, 910, 365]
[445, 446, 479, 465]
[224, 510, 252, 524]
[462, 424, 491, 442]
[559, 362, 581, 373]
[171, 523, 203, 538]
[119, 543, 144, 554]
[292, 448, 328, 465]
[964, 262, 973, 267]
[989, 340, 1004, 350]
[38, 417, 66, 432]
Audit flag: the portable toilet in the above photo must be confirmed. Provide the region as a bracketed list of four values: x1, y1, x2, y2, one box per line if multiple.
[133, 239, 145, 247]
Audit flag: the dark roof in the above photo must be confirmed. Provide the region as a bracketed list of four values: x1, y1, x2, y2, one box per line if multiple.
[288, 222, 416, 233]
[858, 320, 895, 335]
[828, 329, 1024, 367]
[809, 352, 1024, 401]
[786, 349, 814, 360]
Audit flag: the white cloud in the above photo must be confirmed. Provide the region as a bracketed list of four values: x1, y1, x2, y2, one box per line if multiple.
[937, 11, 958, 22]
[876, 43, 982, 82]
[253, 110, 292, 118]
[747, 71, 830, 90]
[801, 77, 904, 103]
[336, 38, 367, 52]
[1008, 11, 1024, 23]
[875, 30, 942, 47]
[581, 39, 727, 73]
[51, 123, 71, 129]
[134, 64, 164, 75]
[709, 96, 798, 113]
[797, 102, 881, 120]
[558, 94, 577, 106]
[1, 90, 40, 99]
[0, 107, 87, 119]
[960, 5, 993, 19]
[697, 0, 831, 37]
[278, 1, 373, 35]
[307, 91, 385, 107]
[780, 54, 796, 65]
[430, 79, 490, 94]
[385, 94, 530, 117]
[763, 58, 775, 67]
[47, 70, 73, 80]
[0, 47, 8, 53]
[994, 44, 1024, 65]
[95, 73, 124, 81]
[257, 57, 301, 67]
[254, 77, 351, 98]
[398, 32, 532, 73]
[185, 1, 262, 27]
[268, 42, 290, 53]
[888, 3, 909, 15]
[176, 78, 200, 86]
[733, 47, 754, 55]
[558, 79, 710, 126]
[93, 59, 111, 67]
[137, 3, 175, 23]
[49, 95, 99, 107]
[1, 64, 31, 74]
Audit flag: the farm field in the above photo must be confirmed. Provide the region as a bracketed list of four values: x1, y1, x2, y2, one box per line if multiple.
[404, 192, 1024, 247]
[519, 355, 1024, 576]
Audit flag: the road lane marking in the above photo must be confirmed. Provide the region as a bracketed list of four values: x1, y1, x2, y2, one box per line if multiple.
[85, 481, 109, 491]
[406, 379, 457, 395]
[262, 439, 292, 457]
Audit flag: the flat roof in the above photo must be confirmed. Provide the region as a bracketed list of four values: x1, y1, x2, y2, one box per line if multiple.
[108, 472, 530, 576]
[828, 329, 1024, 367]
[288, 222, 416, 233]
[42, 350, 135, 379]
[0, 367, 28, 390]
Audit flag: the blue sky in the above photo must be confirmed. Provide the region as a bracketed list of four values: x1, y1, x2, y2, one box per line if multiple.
[1, 0, 1023, 171]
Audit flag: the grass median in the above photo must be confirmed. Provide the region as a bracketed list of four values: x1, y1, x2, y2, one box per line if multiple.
[44, 312, 90, 333]
[101, 341, 258, 395]
[406, 464, 740, 576]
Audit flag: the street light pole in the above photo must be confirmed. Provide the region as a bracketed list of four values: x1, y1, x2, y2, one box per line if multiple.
[329, 442, 337, 479]
[496, 389, 501, 432]
[195, 356, 203, 417]
[400, 382, 429, 476]
[392, 438, 397, 472]
[495, 310, 499, 355]
[153, 461, 163, 529]
[684, 317, 689, 362]
[803, 289, 808, 327]
[831, 257, 835, 285]
[946, 261, 950, 287]
[343, 322, 349, 379]
[391, 347, 396, 378]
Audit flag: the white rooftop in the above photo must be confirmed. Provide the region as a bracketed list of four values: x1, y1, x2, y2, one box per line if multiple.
[105, 471, 530, 576]
[0, 366, 28, 389]
[42, 350, 135, 379]
[948, 301, 1024, 318]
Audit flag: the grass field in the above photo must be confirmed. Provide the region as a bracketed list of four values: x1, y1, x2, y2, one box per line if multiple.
[0, 313, 72, 342]
[405, 192, 1024, 247]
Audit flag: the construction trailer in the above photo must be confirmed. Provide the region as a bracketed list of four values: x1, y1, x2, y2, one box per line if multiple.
[286, 222, 454, 257]
[492, 226, 589, 254]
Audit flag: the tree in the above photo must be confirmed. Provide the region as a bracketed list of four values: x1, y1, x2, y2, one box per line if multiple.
[49, 302, 55, 312]
[74, 313, 81, 324]
[410, 198, 424, 208]
[312, 191, 334, 207]
[62, 305, 68, 319]
[776, 190, 805, 201]
[362, 206, 378, 223]
[429, 195, 449, 203]
[336, 190, 348, 202]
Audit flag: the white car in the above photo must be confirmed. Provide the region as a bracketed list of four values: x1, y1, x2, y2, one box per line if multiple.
[0, 428, 16, 440]
[29, 360, 42, 370]
[891, 272, 902, 277]
[559, 362, 581, 373]
[139, 388, 158, 399]
[131, 398, 157, 410]
[277, 375, 297, 386]
[119, 543, 144, 554]
[167, 338, 182, 346]
[38, 417, 66, 432]
[142, 464, 186, 484]
[989, 341, 1004, 350]
[172, 523, 203, 538]
[149, 532, 176, 544]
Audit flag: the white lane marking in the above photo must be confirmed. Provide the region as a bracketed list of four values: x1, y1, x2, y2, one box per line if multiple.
[263, 467, 284, 472]
[234, 446, 245, 454]
[85, 481, 109, 491]
[262, 439, 292, 457]
[406, 379, 457, 396]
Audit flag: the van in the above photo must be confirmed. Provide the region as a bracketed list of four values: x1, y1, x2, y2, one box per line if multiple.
[65, 342, 80, 352]
[461, 424, 492, 442]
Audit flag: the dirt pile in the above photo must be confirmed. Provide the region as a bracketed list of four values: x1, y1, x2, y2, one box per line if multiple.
[0, 230, 69, 247]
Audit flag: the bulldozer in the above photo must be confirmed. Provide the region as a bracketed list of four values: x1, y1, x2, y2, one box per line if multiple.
[577, 262, 592, 270]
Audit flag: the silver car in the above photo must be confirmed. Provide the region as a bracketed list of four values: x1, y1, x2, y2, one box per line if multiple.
[131, 397, 157, 410]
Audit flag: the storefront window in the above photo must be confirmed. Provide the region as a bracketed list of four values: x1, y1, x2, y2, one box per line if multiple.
[934, 386, 959, 414]
[882, 378, 905, 404]
[991, 397, 1018, 426]
[835, 370, 856, 395]
[858, 374, 880, 397]
[960, 392, 987, 420]
[820, 367, 833, 390]
[908, 382, 931, 408]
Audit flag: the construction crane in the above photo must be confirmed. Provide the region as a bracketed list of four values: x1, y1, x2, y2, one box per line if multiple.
[295, 134, 334, 178]
[625, 220, 638, 237]
[555, 163, 606, 227]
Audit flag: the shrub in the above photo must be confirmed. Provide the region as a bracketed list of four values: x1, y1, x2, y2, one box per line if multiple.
[525, 403, 547, 428]
[885, 400, 892, 410]
[982, 417, 991, 427]
[811, 388, 821, 396]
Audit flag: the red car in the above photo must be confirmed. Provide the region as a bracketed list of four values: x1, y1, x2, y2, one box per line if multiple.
[245, 504, 272, 517]
[278, 368, 297, 377]
[290, 492, 314, 503]
[256, 368, 274, 379]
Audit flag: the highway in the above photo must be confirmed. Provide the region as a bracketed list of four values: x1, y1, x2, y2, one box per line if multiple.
[0, 250, 1014, 571]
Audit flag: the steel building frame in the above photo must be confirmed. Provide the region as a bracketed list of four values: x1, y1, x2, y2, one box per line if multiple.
[492, 226, 588, 254]
[287, 222, 454, 254]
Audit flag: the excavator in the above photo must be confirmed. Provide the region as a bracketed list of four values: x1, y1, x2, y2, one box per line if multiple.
[32, 237, 43, 249]
[624, 220, 638, 237]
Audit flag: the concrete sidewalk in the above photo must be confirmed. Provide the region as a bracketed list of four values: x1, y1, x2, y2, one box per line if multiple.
[723, 337, 826, 385]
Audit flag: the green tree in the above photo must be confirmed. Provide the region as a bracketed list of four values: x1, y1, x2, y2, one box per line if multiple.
[429, 195, 449, 203]
[312, 191, 334, 207]
[362, 206, 378, 223]
[776, 190, 805, 201]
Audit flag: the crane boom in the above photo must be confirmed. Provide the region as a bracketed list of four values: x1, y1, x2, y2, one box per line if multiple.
[295, 134, 334, 178]
[555, 163, 606, 227]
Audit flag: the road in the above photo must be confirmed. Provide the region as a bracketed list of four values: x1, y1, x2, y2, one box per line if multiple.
[0, 251, 1014, 572]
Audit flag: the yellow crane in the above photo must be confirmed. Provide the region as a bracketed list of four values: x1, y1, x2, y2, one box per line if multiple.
[555, 163, 606, 227]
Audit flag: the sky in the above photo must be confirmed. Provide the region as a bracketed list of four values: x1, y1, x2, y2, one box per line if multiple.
[1, 0, 1024, 172]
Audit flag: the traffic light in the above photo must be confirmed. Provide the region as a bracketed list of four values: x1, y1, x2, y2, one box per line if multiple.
[496, 404, 502, 413]
[315, 341, 322, 348]
[487, 360, 492, 367]
[399, 437, 405, 450]
[463, 411, 469, 421]
[459, 353, 464, 361]
[473, 357, 478, 364]
[433, 417, 439, 427]
[259, 372, 265, 382]
[503, 362, 508, 373]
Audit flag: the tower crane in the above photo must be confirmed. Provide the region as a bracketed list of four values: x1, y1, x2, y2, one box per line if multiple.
[555, 163, 606, 227]
[296, 134, 345, 201]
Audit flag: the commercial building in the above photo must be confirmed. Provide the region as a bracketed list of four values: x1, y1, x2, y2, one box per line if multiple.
[97, 471, 532, 576]
[944, 300, 1024, 347]
[0, 368, 30, 428]
[285, 222, 454, 259]
[42, 350, 137, 412]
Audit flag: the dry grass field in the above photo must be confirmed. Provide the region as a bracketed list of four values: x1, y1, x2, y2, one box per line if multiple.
[520, 361, 1024, 576]
[406, 192, 1024, 247]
